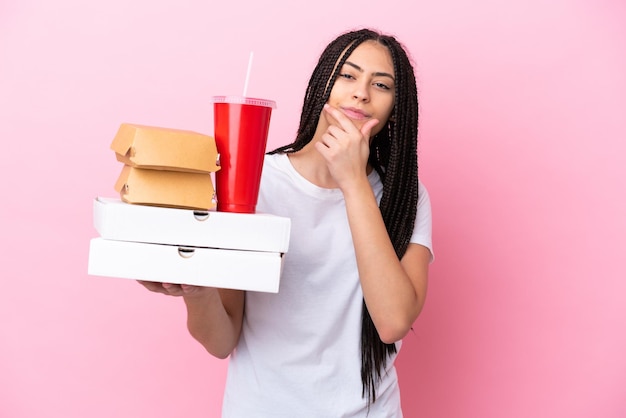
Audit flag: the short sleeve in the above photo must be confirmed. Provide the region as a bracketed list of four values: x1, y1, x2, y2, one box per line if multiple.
[410, 181, 434, 262]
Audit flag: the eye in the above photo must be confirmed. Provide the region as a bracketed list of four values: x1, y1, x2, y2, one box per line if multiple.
[374, 82, 391, 90]
[339, 73, 355, 80]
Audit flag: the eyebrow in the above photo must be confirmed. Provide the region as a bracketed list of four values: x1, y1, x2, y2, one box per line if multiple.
[344, 61, 395, 81]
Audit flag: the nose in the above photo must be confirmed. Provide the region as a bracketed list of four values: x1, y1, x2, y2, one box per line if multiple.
[352, 81, 370, 102]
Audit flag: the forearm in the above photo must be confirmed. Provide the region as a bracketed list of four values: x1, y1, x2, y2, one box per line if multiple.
[183, 288, 244, 359]
[342, 178, 425, 343]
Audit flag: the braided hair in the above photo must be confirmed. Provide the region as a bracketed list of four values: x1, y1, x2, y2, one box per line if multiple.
[269, 28, 419, 406]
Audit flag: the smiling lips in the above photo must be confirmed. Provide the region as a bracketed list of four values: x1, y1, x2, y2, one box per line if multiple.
[340, 106, 371, 120]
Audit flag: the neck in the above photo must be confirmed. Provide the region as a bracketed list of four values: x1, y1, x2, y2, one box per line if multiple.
[288, 140, 339, 189]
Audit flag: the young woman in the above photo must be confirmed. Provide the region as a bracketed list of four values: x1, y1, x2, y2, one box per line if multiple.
[140, 28, 433, 417]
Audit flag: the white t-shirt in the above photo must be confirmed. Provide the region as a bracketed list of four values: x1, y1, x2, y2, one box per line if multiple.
[222, 153, 433, 418]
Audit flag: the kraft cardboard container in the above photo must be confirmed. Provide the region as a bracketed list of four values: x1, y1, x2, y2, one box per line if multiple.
[115, 165, 216, 210]
[94, 197, 291, 253]
[88, 238, 283, 293]
[110, 123, 220, 173]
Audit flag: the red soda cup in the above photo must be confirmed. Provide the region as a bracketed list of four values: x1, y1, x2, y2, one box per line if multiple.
[212, 96, 276, 213]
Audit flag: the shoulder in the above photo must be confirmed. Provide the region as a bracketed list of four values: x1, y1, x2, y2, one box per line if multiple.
[412, 178, 434, 260]
[262, 152, 292, 174]
[262, 152, 282, 168]
[417, 180, 431, 206]
[260, 153, 287, 182]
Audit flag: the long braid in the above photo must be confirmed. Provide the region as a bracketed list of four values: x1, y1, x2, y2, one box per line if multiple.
[362, 34, 419, 404]
[379, 41, 419, 257]
[270, 29, 420, 407]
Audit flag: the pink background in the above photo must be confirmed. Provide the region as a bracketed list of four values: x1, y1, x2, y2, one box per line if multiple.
[1, 0, 625, 417]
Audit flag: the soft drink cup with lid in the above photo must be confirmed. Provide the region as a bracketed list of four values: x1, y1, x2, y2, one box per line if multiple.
[212, 96, 276, 213]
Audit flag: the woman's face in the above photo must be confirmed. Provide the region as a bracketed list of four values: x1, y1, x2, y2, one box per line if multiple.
[323, 40, 396, 137]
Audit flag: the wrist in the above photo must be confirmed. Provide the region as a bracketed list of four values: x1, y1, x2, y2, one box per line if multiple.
[182, 286, 220, 304]
[340, 175, 374, 201]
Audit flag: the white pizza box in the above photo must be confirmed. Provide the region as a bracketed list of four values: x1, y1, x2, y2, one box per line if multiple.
[88, 238, 283, 293]
[93, 197, 291, 253]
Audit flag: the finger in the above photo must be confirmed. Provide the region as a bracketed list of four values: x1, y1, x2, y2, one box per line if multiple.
[180, 284, 201, 294]
[314, 140, 332, 158]
[323, 104, 358, 132]
[138, 280, 164, 292]
[162, 282, 186, 295]
[324, 125, 344, 142]
[360, 118, 380, 140]
[138, 280, 175, 296]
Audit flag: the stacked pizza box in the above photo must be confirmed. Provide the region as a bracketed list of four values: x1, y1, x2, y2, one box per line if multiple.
[87, 123, 290, 293]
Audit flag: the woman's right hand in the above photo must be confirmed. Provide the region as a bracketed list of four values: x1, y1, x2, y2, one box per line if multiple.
[137, 280, 210, 298]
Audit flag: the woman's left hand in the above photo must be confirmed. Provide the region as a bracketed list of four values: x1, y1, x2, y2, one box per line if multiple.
[315, 104, 379, 191]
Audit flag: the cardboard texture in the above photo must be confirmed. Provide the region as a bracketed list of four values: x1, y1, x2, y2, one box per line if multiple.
[94, 197, 291, 252]
[110, 123, 220, 173]
[88, 238, 283, 293]
[114, 165, 216, 210]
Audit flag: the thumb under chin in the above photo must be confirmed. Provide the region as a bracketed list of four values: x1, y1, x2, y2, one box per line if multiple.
[361, 119, 380, 136]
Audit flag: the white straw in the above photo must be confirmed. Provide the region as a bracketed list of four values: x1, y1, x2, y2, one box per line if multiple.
[243, 51, 254, 97]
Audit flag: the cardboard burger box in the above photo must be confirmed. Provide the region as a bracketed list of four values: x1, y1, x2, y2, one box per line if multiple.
[110, 123, 220, 173]
[88, 198, 291, 293]
[114, 165, 217, 210]
[110, 123, 220, 210]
